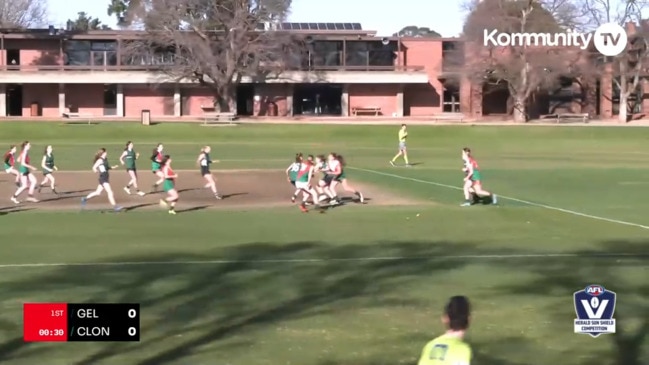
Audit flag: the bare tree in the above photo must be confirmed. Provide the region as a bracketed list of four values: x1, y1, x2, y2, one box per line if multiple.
[462, 0, 586, 122]
[0, 0, 48, 28]
[124, 0, 299, 112]
[575, 0, 649, 122]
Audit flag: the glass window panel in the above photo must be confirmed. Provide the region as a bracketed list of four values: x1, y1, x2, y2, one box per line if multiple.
[368, 50, 394, 66]
[65, 51, 90, 65]
[65, 41, 90, 51]
[91, 41, 117, 51]
[105, 51, 117, 66]
[92, 51, 105, 66]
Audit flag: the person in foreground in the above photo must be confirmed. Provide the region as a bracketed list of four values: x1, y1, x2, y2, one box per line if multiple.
[81, 148, 122, 212]
[461, 147, 496, 207]
[418, 295, 472, 365]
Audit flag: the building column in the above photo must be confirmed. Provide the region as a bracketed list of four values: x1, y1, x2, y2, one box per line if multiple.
[0, 84, 6, 117]
[286, 84, 294, 116]
[116, 84, 124, 117]
[58, 84, 65, 115]
[396, 84, 404, 117]
[460, 76, 472, 115]
[341, 84, 349, 116]
[173, 85, 181, 117]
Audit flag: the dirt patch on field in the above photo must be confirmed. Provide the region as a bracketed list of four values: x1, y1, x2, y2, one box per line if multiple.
[0, 170, 420, 212]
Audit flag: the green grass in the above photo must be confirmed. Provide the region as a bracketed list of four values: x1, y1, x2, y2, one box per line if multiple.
[0, 122, 647, 365]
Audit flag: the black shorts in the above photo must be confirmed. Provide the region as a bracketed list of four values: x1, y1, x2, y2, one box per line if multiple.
[126, 168, 136, 173]
[99, 174, 109, 185]
[290, 180, 295, 186]
[201, 167, 210, 176]
[323, 174, 335, 185]
[21, 170, 30, 176]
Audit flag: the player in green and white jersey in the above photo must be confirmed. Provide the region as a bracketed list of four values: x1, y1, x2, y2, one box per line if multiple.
[120, 141, 146, 196]
[38, 145, 58, 194]
[286, 153, 302, 203]
[417, 296, 472, 365]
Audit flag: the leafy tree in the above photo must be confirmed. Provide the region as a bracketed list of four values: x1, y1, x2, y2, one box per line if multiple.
[66, 12, 111, 31]
[393, 26, 441, 37]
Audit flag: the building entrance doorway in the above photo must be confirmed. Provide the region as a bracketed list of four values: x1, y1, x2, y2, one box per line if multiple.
[6, 84, 23, 116]
[293, 84, 343, 116]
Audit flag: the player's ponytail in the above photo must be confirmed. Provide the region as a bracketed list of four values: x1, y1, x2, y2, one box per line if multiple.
[336, 154, 346, 166]
[94, 148, 106, 162]
[20, 141, 29, 150]
[125, 141, 132, 150]
[295, 153, 303, 163]
[161, 155, 171, 166]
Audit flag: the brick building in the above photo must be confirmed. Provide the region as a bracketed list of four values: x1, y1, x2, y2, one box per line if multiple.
[0, 23, 638, 120]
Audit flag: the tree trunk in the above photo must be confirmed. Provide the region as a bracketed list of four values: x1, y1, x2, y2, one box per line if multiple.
[618, 94, 628, 123]
[513, 94, 526, 123]
[216, 85, 237, 114]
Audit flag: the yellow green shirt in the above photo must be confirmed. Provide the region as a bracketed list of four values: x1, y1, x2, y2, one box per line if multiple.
[399, 129, 408, 143]
[417, 333, 472, 365]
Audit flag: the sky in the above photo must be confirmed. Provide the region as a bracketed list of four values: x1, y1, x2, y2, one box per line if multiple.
[47, 0, 465, 37]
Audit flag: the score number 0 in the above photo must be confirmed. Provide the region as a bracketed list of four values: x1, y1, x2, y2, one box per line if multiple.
[128, 308, 138, 337]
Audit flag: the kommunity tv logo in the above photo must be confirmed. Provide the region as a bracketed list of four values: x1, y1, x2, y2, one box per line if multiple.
[483, 23, 627, 56]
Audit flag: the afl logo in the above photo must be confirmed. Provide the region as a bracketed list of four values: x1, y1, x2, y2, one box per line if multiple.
[585, 285, 605, 296]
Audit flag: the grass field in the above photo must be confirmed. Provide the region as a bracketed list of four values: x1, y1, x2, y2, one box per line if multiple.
[0, 122, 646, 365]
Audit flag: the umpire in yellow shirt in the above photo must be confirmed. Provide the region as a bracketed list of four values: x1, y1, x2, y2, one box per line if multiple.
[418, 296, 472, 365]
[390, 124, 411, 167]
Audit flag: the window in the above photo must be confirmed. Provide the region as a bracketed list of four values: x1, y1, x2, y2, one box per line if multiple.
[344, 41, 395, 67]
[311, 41, 342, 67]
[65, 41, 116, 66]
[345, 41, 369, 66]
[66, 51, 90, 65]
[65, 41, 91, 51]
[443, 84, 461, 112]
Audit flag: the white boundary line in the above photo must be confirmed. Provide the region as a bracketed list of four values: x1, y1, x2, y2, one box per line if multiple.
[0, 252, 644, 269]
[349, 167, 649, 230]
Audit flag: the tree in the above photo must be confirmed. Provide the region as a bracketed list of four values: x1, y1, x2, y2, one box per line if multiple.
[123, 0, 299, 112]
[66, 12, 111, 31]
[462, 0, 586, 122]
[393, 26, 441, 37]
[0, 0, 48, 28]
[575, 0, 649, 123]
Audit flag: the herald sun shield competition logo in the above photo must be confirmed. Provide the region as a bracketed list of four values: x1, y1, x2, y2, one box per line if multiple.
[574, 285, 616, 337]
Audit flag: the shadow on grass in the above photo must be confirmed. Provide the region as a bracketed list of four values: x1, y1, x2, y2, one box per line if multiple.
[124, 203, 157, 212]
[0, 240, 645, 365]
[0, 207, 34, 215]
[490, 239, 648, 365]
[176, 205, 209, 213]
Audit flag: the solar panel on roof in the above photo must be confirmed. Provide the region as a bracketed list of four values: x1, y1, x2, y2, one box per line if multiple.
[308, 23, 317, 29]
[317, 23, 327, 29]
[352, 23, 362, 30]
[326, 23, 336, 30]
[343, 23, 353, 29]
[299, 23, 309, 29]
[281, 22, 291, 30]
